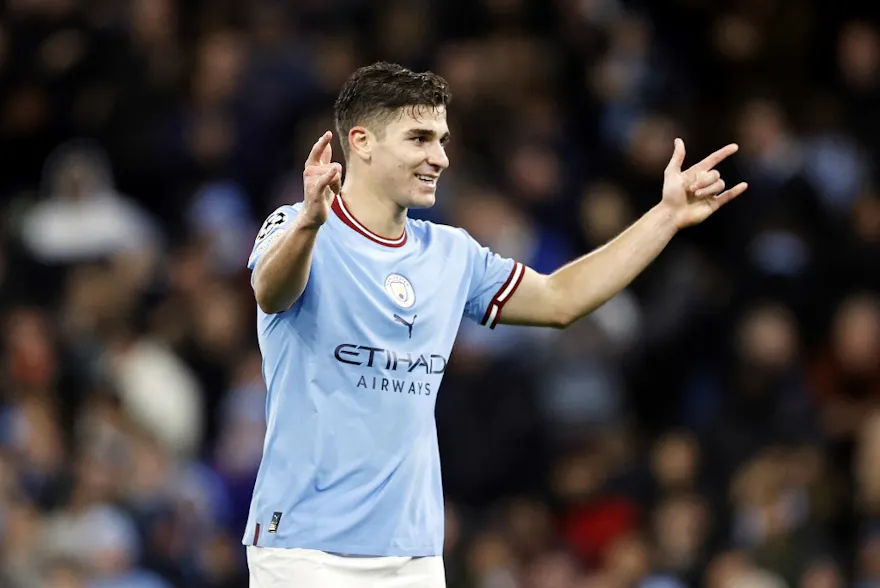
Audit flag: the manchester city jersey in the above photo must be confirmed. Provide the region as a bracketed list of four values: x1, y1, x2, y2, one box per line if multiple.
[242, 194, 524, 556]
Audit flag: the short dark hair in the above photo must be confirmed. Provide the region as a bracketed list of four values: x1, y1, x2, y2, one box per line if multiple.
[333, 62, 452, 159]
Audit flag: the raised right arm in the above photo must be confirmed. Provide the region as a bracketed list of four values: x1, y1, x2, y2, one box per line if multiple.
[252, 131, 342, 314]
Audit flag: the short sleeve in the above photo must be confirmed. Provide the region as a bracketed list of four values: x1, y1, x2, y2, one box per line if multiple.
[460, 229, 525, 329]
[248, 205, 298, 271]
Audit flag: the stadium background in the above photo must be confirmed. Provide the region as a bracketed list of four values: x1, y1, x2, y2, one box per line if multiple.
[0, 0, 878, 586]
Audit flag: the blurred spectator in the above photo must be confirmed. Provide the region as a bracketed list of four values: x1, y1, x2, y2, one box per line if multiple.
[19, 140, 161, 265]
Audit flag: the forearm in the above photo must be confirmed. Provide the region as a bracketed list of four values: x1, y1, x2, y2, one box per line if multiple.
[548, 203, 678, 324]
[252, 219, 321, 314]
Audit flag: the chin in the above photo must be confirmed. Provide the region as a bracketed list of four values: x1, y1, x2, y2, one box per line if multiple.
[403, 192, 437, 210]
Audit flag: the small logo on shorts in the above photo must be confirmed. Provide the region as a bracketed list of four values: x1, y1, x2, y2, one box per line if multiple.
[269, 512, 282, 533]
[384, 274, 415, 309]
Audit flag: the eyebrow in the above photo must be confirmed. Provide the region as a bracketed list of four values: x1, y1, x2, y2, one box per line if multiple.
[408, 128, 451, 143]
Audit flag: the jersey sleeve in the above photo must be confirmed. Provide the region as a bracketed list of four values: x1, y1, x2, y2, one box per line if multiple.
[247, 205, 299, 271]
[460, 229, 526, 329]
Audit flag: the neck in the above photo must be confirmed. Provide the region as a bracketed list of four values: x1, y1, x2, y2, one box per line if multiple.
[338, 173, 407, 239]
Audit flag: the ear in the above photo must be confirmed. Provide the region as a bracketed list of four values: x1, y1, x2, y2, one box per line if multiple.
[348, 126, 373, 162]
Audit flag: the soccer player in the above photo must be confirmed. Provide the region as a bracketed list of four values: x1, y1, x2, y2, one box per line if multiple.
[243, 62, 747, 587]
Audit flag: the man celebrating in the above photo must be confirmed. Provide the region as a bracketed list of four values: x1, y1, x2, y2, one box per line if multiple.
[244, 62, 747, 587]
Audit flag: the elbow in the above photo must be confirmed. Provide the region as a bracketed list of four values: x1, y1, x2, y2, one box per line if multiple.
[545, 277, 576, 329]
[550, 311, 575, 330]
[253, 277, 287, 315]
[545, 298, 575, 330]
[257, 295, 294, 315]
[256, 296, 283, 315]
[553, 302, 605, 329]
[252, 264, 306, 314]
[254, 290, 281, 315]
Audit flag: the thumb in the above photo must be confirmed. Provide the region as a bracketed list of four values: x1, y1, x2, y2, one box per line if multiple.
[665, 138, 686, 175]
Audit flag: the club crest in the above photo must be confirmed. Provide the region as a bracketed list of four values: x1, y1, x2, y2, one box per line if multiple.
[384, 274, 415, 309]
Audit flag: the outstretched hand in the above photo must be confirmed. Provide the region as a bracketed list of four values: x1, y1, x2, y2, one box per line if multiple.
[661, 138, 748, 230]
[301, 131, 343, 228]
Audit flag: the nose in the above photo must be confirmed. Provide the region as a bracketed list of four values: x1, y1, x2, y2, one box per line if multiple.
[427, 143, 449, 171]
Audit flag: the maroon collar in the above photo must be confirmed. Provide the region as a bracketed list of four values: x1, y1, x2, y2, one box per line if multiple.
[331, 195, 407, 248]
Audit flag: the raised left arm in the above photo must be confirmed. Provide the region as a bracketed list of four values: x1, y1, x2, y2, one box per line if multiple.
[497, 139, 748, 329]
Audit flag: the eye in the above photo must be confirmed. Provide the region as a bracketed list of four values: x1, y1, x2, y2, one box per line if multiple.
[412, 136, 427, 144]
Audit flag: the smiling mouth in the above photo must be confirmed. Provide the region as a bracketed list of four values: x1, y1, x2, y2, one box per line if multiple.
[415, 174, 438, 186]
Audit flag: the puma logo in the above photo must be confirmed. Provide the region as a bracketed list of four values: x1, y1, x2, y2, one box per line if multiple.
[393, 314, 417, 339]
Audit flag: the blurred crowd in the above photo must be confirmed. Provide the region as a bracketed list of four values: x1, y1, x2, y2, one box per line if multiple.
[0, 0, 878, 587]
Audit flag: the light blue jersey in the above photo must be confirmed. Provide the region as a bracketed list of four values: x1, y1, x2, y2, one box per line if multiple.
[243, 195, 524, 556]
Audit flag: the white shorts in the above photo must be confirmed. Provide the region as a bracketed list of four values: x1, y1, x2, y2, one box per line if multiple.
[246, 546, 446, 588]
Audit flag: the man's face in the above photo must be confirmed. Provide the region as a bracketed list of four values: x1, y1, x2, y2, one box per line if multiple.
[367, 105, 450, 209]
